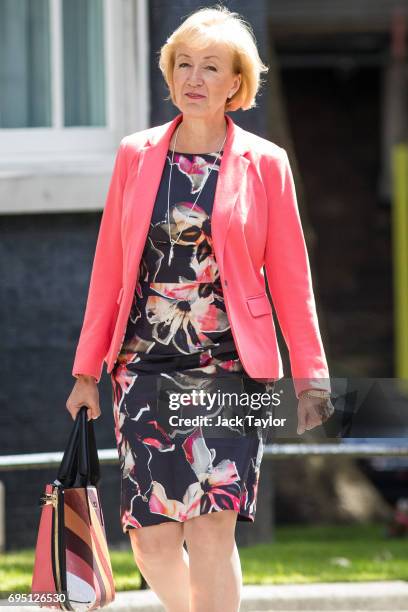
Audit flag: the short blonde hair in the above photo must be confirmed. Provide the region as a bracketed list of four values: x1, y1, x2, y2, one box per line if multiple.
[157, 4, 269, 112]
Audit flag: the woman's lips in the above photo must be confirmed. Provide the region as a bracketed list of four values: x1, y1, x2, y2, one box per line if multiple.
[186, 93, 205, 99]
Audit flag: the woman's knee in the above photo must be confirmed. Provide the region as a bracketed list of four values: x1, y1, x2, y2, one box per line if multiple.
[129, 522, 185, 561]
[184, 510, 238, 553]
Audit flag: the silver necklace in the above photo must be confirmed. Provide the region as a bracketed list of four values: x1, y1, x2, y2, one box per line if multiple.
[166, 121, 227, 265]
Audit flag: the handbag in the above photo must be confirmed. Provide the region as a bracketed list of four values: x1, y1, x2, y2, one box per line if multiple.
[31, 406, 115, 610]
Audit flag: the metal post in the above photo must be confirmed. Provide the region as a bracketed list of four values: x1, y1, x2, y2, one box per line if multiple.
[391, 143, 408, 384]
[0, 481, 5, 552]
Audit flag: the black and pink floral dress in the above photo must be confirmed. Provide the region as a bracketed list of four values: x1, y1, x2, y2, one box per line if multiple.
[110, 147, 275, 533]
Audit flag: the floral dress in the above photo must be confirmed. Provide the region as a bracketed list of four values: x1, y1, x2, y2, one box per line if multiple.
[110, 147, 275, 533]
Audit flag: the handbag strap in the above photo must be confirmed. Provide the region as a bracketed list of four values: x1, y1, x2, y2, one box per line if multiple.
[56, 407, 101, 488]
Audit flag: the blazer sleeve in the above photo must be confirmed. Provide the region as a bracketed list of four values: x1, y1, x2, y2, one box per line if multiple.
[263, 147, 331, 399]
[71, 138, 129, 383]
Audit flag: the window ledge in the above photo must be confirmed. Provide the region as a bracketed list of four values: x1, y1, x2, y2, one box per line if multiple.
[0, 153, 115, 178]
[0, 154, 116, 214]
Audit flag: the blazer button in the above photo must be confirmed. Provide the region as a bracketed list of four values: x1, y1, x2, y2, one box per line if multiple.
[224, 279, 228, 287]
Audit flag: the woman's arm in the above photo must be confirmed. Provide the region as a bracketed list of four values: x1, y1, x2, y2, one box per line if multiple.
[71, 138, 129, 383]
[73, 374, 97, 383]
[263, 147, 331, 400]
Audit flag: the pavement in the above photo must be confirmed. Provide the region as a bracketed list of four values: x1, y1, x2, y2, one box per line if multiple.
[2, 581, 408, 611]
[104, 581, 408, 611]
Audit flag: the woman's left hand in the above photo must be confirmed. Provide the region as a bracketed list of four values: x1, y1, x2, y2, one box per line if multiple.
[297, 395, 335, 435]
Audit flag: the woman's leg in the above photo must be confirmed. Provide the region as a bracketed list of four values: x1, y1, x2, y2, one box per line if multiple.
[183, 509, 242, 612]
[129, 521, 190, 612]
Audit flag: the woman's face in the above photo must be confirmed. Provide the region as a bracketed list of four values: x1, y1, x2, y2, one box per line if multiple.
[172, 42, 241, 117]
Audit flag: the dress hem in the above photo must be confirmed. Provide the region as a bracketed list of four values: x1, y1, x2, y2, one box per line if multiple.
[122, 507, 255, 533]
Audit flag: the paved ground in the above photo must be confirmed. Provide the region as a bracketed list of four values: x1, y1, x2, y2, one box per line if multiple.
[107, 581, 408, 611]
[1, 581, 408, 611]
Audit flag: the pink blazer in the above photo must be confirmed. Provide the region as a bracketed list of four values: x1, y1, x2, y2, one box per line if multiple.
[72, 112, 331, 398]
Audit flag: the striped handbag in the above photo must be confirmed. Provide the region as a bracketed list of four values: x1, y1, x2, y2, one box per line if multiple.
[31, 406, 115, 610]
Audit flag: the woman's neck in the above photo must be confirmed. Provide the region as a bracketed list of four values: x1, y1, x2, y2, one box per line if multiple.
[169, 115, 227, 154]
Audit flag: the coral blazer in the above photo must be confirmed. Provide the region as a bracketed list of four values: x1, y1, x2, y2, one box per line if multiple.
[72, 112, 331, 399]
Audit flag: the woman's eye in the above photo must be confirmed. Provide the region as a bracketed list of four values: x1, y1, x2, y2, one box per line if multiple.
[178, 63, 217, 71]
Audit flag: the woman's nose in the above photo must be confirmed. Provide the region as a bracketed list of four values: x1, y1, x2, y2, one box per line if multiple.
[187, 67, 204, 84]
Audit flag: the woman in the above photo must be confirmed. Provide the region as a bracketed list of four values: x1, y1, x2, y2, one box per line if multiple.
[66, 5, 334, 611]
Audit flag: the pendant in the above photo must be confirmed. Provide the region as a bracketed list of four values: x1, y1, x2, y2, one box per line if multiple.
[168, 243, 174, 265]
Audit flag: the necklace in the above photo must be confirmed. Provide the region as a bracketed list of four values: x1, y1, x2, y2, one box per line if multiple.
[166, 121, 227, 265]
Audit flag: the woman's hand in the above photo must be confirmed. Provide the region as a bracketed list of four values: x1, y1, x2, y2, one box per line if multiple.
[297, 394, 335, 435]
[66, 375, 101, 422]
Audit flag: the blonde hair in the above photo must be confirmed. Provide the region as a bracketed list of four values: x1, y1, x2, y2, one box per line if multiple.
[157, 4, 269, 111]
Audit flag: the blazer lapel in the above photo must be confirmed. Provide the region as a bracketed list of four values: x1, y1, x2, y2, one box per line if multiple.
[211, 120, 250, 273]
[127, 111, 250, 281]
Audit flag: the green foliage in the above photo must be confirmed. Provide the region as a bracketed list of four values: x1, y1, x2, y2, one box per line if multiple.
[0, 523, 406, 594]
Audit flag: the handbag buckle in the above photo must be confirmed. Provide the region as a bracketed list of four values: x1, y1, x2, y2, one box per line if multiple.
[39, 491, 58, 508]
